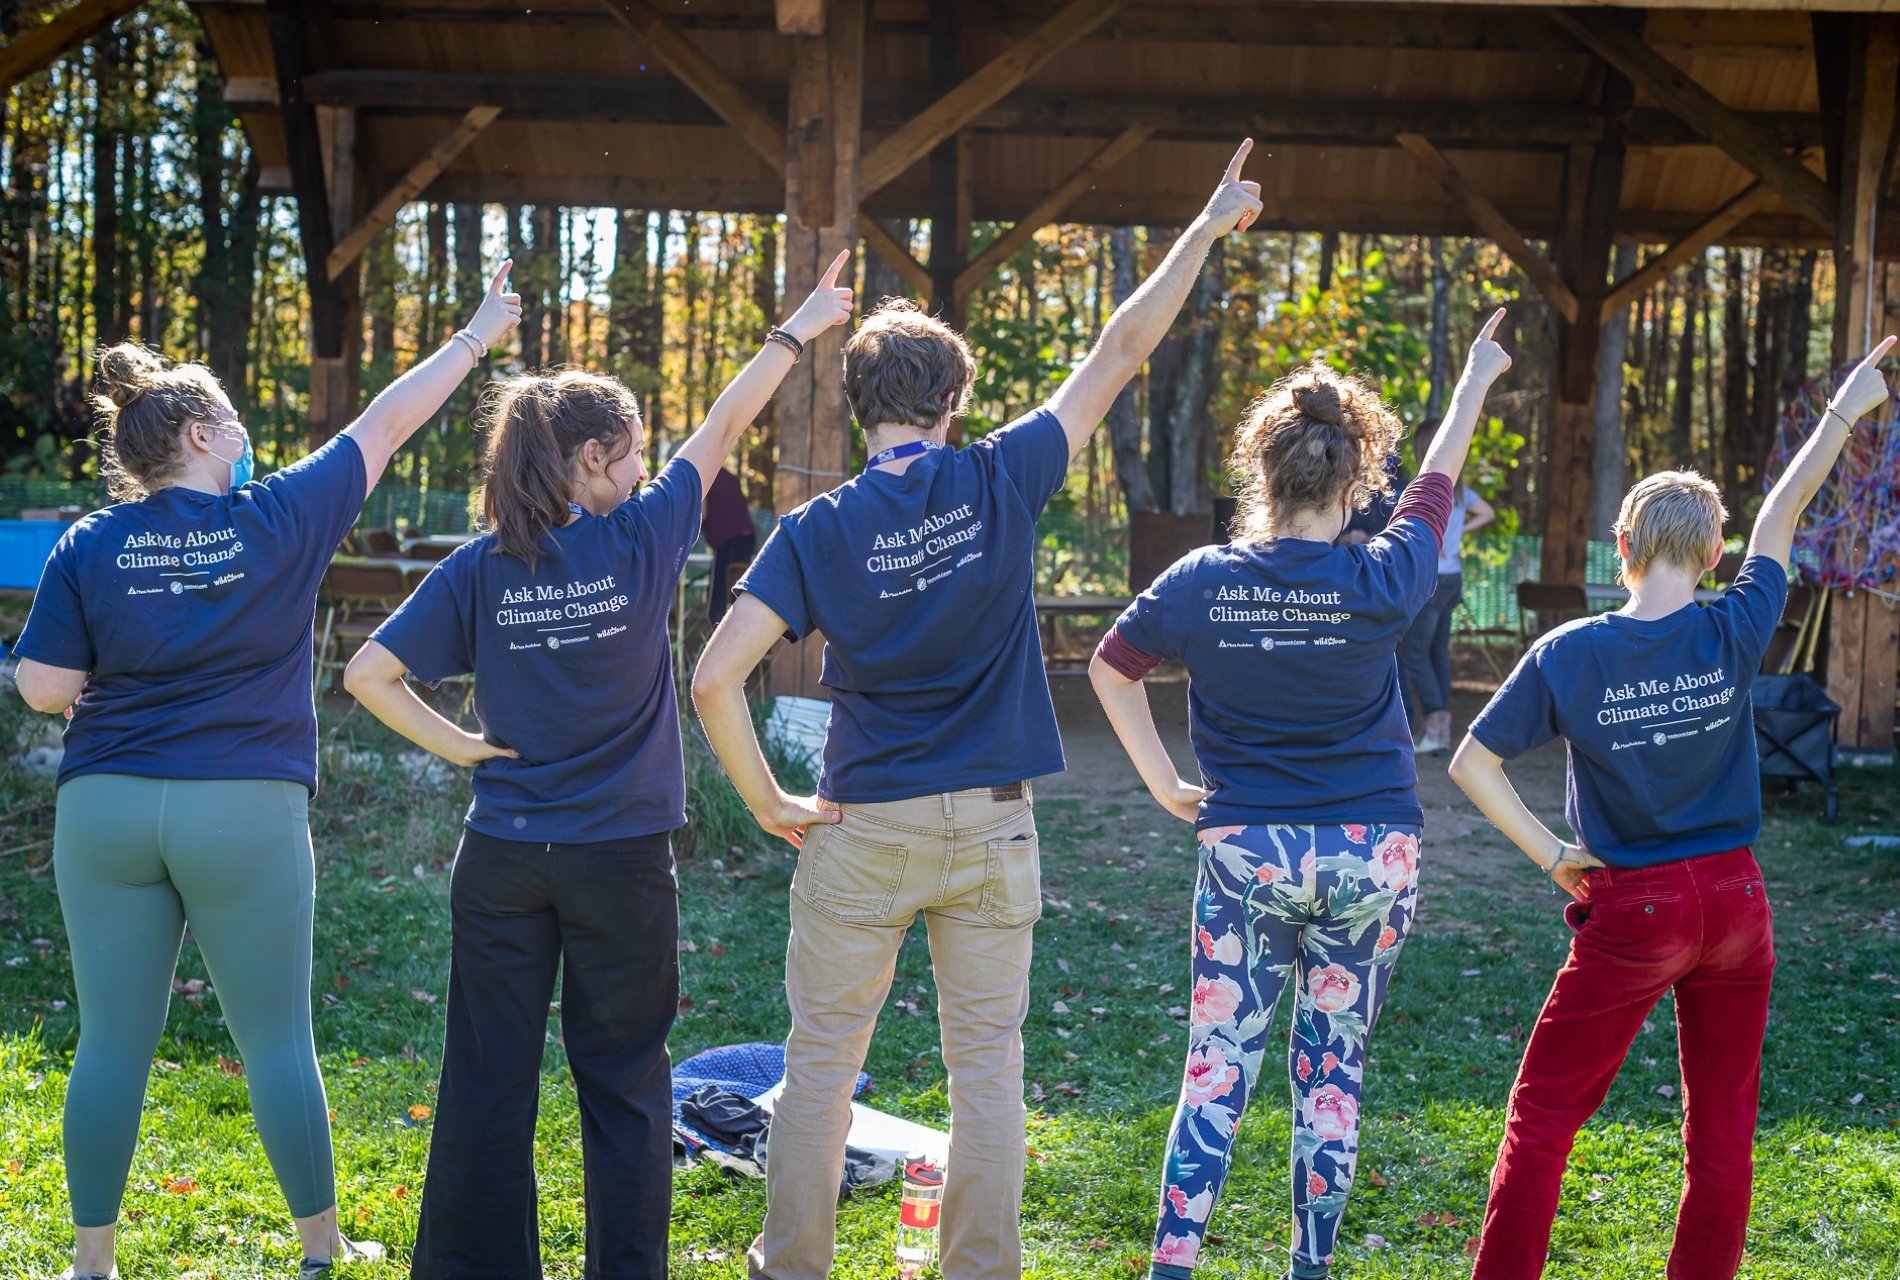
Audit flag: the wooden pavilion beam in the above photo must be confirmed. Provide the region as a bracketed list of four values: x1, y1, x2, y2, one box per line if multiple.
[0, 0, 144, 93]
[858, 217, 930, 295]
[954, 123, 1154, 303]
[774, 0, 824, 36]
[857, 0, 1129, 199]
[1599, 179, 1778, 320]
[223, 74, 1824, 153]
[325, 105, 500, 281]
[1395, 132, 1579, 323]
[598, 0, 921, 299]
[1549, 9, 1835, 233]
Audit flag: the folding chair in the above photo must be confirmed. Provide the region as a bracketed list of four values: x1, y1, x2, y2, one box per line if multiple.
[1515, 582, 1588, 650]
[314, 562, 409, 694]
[363, 529, 402, 555]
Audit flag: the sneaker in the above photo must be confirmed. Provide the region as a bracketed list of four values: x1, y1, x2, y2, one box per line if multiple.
[1414, 732, 1450, 755]
[55, 1270, 116, 1280]
[298, 1238, 387, 1277]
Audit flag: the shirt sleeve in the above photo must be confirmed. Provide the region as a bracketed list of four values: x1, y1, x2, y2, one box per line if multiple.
[1711, 554, 1790, 673]
[1111, 556, 1192, 666]
[621, 456, 704, 578]
[369, 554, 474, 688]
[980, 407, 1070, 514]
[1469, 647, 1561, 760]
[255, 433, 369, 554]
[735, 519, 812, 642]
[14, 531, 94, 671]
[1368, 475, 1450, 616]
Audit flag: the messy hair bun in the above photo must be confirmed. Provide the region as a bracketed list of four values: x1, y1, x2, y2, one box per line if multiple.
[94, 343, 167, 409]
[92, 343, 230, 501]
[1232, 360, 1405, 542]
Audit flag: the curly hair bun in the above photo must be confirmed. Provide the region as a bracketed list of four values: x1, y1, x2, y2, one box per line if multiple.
[95, 343, 166, 408]
[1292, 378, 1344, 428]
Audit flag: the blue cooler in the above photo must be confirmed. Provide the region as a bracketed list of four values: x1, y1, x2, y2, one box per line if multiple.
[0, 520, 67, 591]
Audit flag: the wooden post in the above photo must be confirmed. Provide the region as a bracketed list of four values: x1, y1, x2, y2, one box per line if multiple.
[1824, 15, 1899, 762]
[927, 0, 962, 327]
[771, 0, 865, 700]
[1538, 65, 1631, 586]
[309, 104, 363, 447]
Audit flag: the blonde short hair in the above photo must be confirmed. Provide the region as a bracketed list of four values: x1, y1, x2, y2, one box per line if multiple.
[1613, 470, 1727, 583]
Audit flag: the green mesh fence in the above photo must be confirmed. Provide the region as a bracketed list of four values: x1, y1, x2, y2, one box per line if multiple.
[1455, 534, 1623, 639]
[0, 479, 478, 534]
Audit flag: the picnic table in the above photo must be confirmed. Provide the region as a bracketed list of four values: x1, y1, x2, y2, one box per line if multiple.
[1035, 594, 1131, 667]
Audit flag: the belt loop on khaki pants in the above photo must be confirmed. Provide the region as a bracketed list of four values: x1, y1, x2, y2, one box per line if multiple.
[942, 792, 954, 820]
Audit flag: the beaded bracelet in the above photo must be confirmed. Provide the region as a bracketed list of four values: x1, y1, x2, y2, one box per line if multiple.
[765, 328, 805, 360]
[452, 329, 487, 361]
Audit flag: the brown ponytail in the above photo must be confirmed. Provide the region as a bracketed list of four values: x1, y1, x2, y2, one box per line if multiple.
[1231, 360, 1406, 542]
[476, 369, 642, 566]
[93, 343, 230, 500]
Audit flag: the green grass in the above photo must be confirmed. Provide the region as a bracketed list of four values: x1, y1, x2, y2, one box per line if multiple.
[1, 698, 1897, 1279]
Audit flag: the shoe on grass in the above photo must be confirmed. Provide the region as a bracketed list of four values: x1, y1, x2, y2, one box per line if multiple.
[298, 1237, 387, 1277]
[55, 1270, 117, 1280]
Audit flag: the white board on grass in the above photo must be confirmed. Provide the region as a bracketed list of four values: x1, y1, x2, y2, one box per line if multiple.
[751, 1081, 949, 1165]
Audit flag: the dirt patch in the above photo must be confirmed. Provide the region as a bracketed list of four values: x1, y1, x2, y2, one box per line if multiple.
[1038, 664, 1570, 919]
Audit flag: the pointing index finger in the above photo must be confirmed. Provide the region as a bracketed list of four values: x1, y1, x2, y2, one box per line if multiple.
[1223, 138, 1253, 185]
[819, 249, 851, 290]
[1477, 307, 1506, 342]
[1867, 334, 1897, 364]
[488, 258, 513, 295]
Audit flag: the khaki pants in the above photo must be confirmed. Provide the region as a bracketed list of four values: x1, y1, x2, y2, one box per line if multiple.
[749, 786, 1041, 1280]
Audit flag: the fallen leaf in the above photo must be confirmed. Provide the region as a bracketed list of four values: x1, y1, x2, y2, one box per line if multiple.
[410, 989, 438, 1004]
[677, 996, 695, 1013]
[708, 941, 726, 957]
[1465, 1237, 1482, 1258]
[391, 1184, 409, 1200]
[678, 939, 698, 954]
[217, 1055, 244, 1077]
[1365, 1169, 1388, 1187]
[1656, 1084, 1677, 1099]
[1363, 1234, 1388, 1249]
[162, 1176, 198, 1195]
[1052, 1000, 1071, 1015]
[4, 1159, 21, 1176]
[171, 978, 206, 996]
[1087, 1238, 1110, 1250]
[407, 1104, 433, 1122]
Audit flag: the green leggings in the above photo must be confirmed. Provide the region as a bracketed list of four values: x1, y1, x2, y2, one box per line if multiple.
[53, 774, 335, 1227]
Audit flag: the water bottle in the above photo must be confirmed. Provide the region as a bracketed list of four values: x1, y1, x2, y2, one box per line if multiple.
[895, 1153, 944, 1278]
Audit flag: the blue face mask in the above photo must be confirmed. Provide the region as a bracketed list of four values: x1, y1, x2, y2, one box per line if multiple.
[210, 428, 255, 490]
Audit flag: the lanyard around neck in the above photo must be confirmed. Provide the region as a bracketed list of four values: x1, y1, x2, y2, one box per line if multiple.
[865, 439, 939, 471]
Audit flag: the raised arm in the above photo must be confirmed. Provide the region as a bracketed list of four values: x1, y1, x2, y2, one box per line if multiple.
[1045, 139, 1263, 458]
[691, 595, 841, 847]
[673, 250, 856, 500]
[1749, 335, 1895, 566]
[1417, 307, 1512, 483]
[342, 260, 522, 491]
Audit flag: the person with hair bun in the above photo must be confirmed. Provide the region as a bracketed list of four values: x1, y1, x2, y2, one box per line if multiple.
[342, 255, 855, 1279]
[1090, 311, 1513, 1280]
[12, 265, 521, 1280]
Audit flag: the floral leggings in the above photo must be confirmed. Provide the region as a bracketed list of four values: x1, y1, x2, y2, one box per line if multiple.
[1151, 822, 1422, 1279]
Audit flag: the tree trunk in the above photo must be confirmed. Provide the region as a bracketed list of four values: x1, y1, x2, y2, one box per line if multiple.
[366, 229, 398, 365]
[1317, 230, 1338, 293]
[862, 217, 910, 306]
[1670, 263, 1699, 461]
[1164, 236, 1224, 517]
[1719, 248, 1752, 514]
[452, 203, 482, 319]
[1590, 241, 1638, 539]
[90, 33, 126, 346]
[1106, 227, 1155, 512]
[748, 216, 777, 507]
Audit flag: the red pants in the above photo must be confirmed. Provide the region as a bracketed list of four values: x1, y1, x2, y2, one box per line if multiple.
[1473, 847, 1775, 1280]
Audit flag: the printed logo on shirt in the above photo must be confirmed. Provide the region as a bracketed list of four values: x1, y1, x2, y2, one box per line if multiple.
[118, 527, 247, 596]
[866, 503, 985, 596]
[1600, 666, 1737, 749]
[1206, 583, 1354, 652]
[496, 573, 629, 652]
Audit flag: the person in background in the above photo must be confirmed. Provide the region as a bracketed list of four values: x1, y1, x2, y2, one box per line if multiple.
[691, 144, 1261, 1280]
[343, 256, 854, 1280]
[1399, 474, 1493, 752]
[1333, 453, 1403, 546]
[1090, 312, 1513, 1280]
[704, 465, 758, 626]
[1449, 336, 1894, 1279]
[12, 266, 520, 1280]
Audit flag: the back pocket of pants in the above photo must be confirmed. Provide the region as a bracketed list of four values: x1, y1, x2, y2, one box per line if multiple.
[979, 834, 1042, 927]
[795, 827, 909, 923]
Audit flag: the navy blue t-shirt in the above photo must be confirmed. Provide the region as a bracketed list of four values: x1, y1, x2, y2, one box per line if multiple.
[1112, 513, 1441, 829]
[736, 408, 1070, 802]
[16, 434, 368, 792]
[1469, 555, 1788, 867]
[371, 458, 702, 843]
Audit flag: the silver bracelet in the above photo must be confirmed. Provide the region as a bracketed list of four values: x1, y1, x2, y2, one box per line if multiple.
[453, 329, 488, 361]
